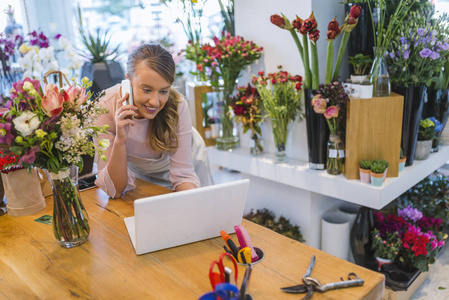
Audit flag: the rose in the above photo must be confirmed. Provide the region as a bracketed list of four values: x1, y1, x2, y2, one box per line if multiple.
[349, 5, 362, 19]
[311, 95, 327, 114]
[324, 105, 339, 119]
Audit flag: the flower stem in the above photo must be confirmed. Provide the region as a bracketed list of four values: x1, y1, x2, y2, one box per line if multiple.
[333, 30, 351, 81]
[310, 41, 319, 90]
[289, 29, 304, 65]
[302, 34, 311, 89]
[325, 41, 334, 84]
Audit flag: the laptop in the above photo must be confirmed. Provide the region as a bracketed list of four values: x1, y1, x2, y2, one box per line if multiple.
[124, 179, 250, 255]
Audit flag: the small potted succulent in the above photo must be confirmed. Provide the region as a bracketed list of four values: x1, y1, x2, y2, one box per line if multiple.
[373, 159, 389, 182]
[415, 118, 436, 160]
[359, 160, 372, 184]
[370, 161, 387, 187]
[399, 148, 406, 172]
[359, 79, 373, 99]
[372, 229, 401, 271]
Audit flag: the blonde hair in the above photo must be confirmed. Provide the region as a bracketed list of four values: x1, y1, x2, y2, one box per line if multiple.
[127, 44, 180, 152]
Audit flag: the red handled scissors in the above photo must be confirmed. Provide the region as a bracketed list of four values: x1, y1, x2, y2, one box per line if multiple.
[209, 252, 239, 290]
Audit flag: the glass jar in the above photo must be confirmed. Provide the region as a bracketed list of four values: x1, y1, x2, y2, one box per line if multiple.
[327, 134, 345, 175]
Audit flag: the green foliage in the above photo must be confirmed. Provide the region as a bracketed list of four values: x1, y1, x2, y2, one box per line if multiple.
[360, 159, 372, 170]
[348, 54, 373, 75]
[400, 148, 404, 158]
[371, 161, 386, 174]
[77, 6, 120, 63]
[372, 229, 401, 261]
[396, 171, 449, 225]
[418, 118, 436, 140]
[244, 208, 305, 243]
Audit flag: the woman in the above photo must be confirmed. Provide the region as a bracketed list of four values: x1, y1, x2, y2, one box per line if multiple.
[95, 44, 200, 198]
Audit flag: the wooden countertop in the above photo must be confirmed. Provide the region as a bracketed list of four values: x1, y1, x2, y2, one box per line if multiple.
[0, 179, 384, 299]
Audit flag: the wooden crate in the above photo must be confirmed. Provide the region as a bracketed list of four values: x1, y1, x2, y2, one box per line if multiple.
[344, 93, 404, 180]
[186, 82, 215, 146]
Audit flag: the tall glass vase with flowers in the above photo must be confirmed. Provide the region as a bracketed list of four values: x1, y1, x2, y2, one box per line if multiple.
[311, 82, 349, 175]
[230, 83, 265, 155]
[0, 75, 110, 248]
[252, 67, 303, 162]
[270, 6, 361, 169]
[200, 32, 263, 150]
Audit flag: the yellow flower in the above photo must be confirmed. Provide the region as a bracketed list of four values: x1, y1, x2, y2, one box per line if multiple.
[192, 0, 197, 2]
[35, 129, 47, 139]
[19, 44, 38, 54]
[15, 136, 23, 143]
[82, 77, 89, 86]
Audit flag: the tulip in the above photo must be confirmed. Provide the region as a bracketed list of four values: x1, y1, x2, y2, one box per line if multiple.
[64, 86, 89, 109]
[42, 88, 64, 117]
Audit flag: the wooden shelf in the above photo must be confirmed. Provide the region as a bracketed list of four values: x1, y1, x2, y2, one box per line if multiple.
[207, 145, 449, 210]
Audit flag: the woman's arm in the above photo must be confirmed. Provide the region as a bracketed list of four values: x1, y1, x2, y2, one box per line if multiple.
[175, 182, 198, 191]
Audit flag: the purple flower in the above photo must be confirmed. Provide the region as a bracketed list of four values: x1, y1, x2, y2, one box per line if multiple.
[400, 37, 408, 44]
[430, 51, 440, 60]
[417, 28, 426, 36]
[442, 42, 449, 51]
[420, 48, 432, 58]
[389, 52, 395, 59]
[0, 122, 14, 146]
[18, 146, 40, 165]
[54, 33, 61, 40]
[404, 51, 410, 59]
[398, 205, 423, 222]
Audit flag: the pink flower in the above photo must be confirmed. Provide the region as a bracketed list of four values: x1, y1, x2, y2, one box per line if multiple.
[42, 85, 64, 117]
[64, 86, 88, 109]
[324, 106, 339, 119]
[312, 96, 327, 114]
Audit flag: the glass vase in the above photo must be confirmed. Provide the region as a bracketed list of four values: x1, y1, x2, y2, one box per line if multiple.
[369, 47, 391, 97]
[44, 165, 90, 248]
[271, 118, 290, 163]
[326, 134, 345, 175]
[216, 84, 239, 151]
[250, 129, 264, 156]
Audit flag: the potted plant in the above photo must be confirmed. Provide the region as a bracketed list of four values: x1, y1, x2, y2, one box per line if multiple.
[359, 79, 373, 99]
[77, 6, 124, 96]
[370, 161, 387, 187]
[415, 118, 435, 160]
[348, 53, 373, 83]
[372, 229, 401, 271]
[359, 160, 372, 184]
[399, 148, 406, 172]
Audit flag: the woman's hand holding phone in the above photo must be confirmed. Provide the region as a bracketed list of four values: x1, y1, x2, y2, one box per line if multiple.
[116, 82, 138, 143]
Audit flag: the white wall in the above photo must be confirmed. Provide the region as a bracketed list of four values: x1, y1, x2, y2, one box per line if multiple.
[235, 0, 349, 161]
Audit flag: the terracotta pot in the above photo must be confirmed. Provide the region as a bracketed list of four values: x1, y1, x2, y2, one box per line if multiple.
[399, 157, 406, 172]
[370, 171, 384, 187]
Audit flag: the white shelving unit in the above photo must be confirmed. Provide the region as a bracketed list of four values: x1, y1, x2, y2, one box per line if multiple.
[208, 146, 449, 210]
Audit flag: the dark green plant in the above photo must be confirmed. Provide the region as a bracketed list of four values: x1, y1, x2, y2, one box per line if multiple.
[396, 172, 449, 225]
[360, 160, 372, 170]
[77, 6, 120, 63]
[373, 159, 389, 169]
[371, 161, 386, 174]
[372, 229, 401, 261]
[244, 208, 305, 243]
[400, 148, 405, 159]
[348, 54, 373, 75]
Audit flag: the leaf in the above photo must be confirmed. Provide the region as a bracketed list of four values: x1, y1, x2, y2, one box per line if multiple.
[438, 287, 446, 290]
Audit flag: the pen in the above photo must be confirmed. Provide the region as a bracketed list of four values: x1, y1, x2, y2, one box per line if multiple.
[220, 230, 240, 259]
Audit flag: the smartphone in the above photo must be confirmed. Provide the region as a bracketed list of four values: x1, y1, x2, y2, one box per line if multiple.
[121, 79, 134, 106]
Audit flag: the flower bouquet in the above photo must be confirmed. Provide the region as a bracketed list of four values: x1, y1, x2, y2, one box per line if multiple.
[252, 67, 303, 162]
[200, 31, 263, 150]
[373, 206, 447, 272]
[230, 84, 265, 155]
[311, 81, 349, 174]
[0, 76, 110, 247]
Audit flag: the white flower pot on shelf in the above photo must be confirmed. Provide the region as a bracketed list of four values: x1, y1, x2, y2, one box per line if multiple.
[351, 83, 361, 98]
[359, 84, 373, 99]
[350, 74, 368, 84]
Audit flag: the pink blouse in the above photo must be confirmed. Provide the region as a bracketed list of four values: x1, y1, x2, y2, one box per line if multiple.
[95, 84, 200, 197]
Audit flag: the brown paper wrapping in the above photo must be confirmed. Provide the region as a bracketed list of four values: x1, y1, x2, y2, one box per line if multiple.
[1, 168, 46, 217]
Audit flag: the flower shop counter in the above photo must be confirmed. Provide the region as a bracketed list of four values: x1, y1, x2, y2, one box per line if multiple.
[207, 146, 449, 248]
[0, 179, 385, 300]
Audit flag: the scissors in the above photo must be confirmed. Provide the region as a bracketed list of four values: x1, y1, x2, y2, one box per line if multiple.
[209, 252, 239, 290]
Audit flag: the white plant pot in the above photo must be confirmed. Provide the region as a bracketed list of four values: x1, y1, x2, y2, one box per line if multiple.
[351, 83, 361, 98]
[359, 84, 373, 99]
[350, 74, 368, 84]
[343, 82, 352, 95]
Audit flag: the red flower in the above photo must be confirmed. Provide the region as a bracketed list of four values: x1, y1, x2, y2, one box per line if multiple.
[233, 105, 246, 116]
[328, 18, 340, 32]
[300, 12, 317, 34]
[270, 14, 286, 29]
[327, 30, 337, 40]
[292, 17, 303, 30]
[295, 82, 302, 90]
[349, 5, 362, 19]
[347, 16, 357, 25]
[309, 30, 320, 42]
[258, 71, 265, 76]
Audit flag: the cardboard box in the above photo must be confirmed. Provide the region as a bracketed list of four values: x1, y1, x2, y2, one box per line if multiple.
[382, 268, 430, 300]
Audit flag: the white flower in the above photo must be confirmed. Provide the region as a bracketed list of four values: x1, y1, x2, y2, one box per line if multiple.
[98, 139, 110, 151]
[39, 46, 55, 62]
[58, 36, 71, 50]
[12, 111, 41, 136]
